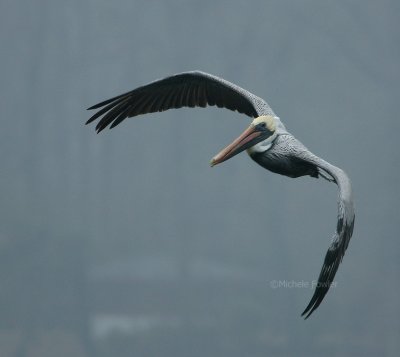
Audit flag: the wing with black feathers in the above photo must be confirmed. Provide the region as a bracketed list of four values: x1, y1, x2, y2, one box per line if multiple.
[86, 71, 275, 133]
[301, 163, 355, 319]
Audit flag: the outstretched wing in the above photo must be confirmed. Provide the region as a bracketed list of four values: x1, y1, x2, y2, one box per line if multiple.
[302, 164, 355, 319]
[86, 71, 275, 133]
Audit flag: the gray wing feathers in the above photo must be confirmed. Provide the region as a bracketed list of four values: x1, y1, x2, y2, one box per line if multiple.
[86, 71, 275, 133]
[302, 161, 355, 318]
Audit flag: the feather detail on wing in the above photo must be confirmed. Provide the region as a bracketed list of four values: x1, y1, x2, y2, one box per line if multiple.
[302, 164, 355, 319]
[86, 71, 275, 133]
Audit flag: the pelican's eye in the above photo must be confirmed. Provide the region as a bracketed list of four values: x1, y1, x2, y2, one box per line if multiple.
[257, 122, 266, 129]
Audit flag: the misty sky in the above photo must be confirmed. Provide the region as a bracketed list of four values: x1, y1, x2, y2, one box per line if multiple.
[0, 1, 399, 356]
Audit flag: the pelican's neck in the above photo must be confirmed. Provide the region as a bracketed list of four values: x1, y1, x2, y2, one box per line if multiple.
[246, 138, 274, 154]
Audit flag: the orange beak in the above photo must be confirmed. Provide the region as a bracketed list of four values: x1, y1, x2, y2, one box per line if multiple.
[210, 125, 263, 167]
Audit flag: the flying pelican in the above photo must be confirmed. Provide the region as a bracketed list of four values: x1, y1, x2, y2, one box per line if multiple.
[86, 71, 355, 318]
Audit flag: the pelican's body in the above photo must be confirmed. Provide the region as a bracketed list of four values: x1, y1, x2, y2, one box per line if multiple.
[250, 133, 321, 179]
[86, 71, 355, 318]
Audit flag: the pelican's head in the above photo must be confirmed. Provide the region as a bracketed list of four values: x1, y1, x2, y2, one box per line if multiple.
[210, 115, 277, 167]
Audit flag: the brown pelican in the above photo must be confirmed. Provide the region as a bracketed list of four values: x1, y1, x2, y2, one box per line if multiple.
[86, 71, 355, 318]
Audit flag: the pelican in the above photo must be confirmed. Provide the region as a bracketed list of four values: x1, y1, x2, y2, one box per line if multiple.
[86, 71, 355, 318]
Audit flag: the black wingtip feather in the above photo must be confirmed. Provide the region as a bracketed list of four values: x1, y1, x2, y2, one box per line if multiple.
[300, 242, 343, 319]
[87, 102, 109, 110]
[87, 91, 131, 110]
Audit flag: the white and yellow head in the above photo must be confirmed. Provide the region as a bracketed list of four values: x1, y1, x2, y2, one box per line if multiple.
[251, 115, 276, 132]
[210, 115, 279, 167]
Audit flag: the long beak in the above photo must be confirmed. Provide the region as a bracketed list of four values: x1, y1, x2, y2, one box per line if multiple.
[210, 125, 263, 167]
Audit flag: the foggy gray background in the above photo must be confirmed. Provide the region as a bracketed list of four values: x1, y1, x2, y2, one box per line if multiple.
[1, 0, 399, 356]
